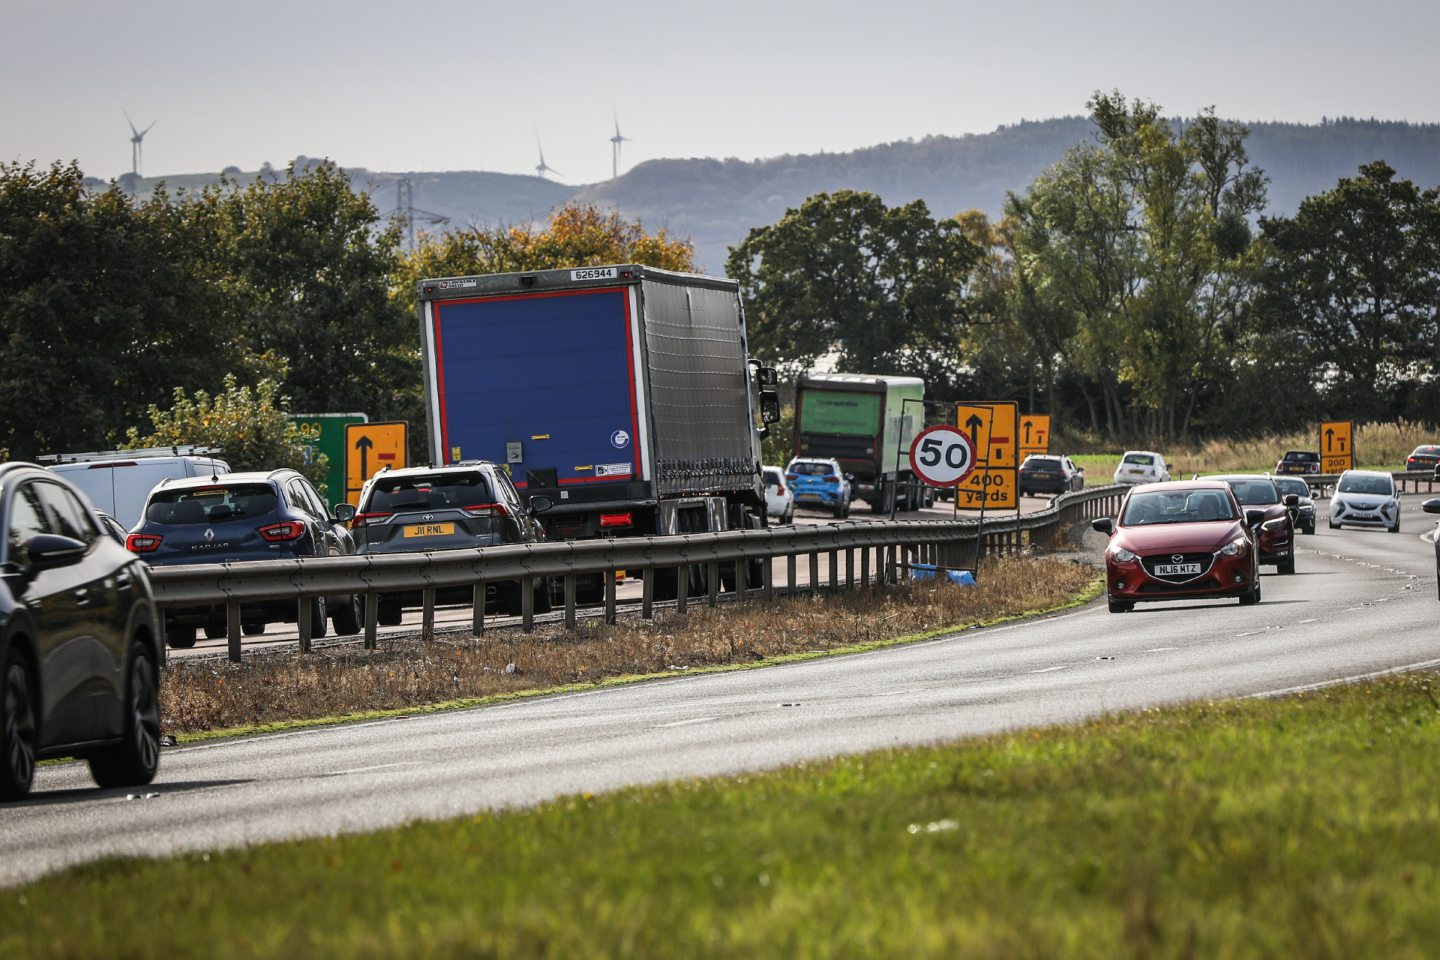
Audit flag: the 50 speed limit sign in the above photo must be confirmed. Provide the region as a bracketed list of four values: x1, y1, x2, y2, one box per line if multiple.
[908, 425, 976, 487]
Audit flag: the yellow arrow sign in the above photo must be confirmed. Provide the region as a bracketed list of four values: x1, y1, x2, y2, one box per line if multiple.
[955, 402, 1018, 468]
[345, 421, 408, 505]
[1319, 420, 1353, 474]
[1019, 414, 1051, 457]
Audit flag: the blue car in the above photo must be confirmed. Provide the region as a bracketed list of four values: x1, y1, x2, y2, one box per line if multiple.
[785, 457, 852, 517]
[127, 469, 360, 647]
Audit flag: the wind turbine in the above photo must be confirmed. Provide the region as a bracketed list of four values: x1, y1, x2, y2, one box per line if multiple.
[123, 110, 155, 178]
[535, 138, 560, 180]
[610, 113, 631, 180]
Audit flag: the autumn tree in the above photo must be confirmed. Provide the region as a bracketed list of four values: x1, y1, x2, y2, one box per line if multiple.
[392, 203, 696, 313]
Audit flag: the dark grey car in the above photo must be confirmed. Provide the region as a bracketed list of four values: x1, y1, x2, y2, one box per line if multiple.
[344, 462, 552, 622]
[1, 463, 161, 800]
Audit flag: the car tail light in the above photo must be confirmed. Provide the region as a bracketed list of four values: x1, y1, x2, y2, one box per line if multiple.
[259, 521, 306, 542]
[126, 533, 162, 553]
[354, 512, 393, 527]
[786, 474, 798, 482]
[463, 502, 510, 518]
[599, 512, 633, 529]
[776, 481, 786, 495]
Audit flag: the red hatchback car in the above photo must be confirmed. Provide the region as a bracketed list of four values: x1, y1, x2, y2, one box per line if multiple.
[1202, 474, 1298, 574]
[1092, 481, 1264, 614]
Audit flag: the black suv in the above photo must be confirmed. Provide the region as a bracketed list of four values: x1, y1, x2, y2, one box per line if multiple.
[342, 462, 552, 623]
[127, 469, 359, 647]
[2, 463, 161, 799]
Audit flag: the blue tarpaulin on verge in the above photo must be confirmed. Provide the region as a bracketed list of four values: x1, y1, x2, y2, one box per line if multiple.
[908, 564, 976, 586]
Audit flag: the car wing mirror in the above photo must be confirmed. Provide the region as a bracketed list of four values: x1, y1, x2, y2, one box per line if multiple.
[1283, 494, 1299, 507]
[528, 495, 554, 514]
[1244, 508, 1266, 527]
[25, 533, 87, 573]
[1091, 517, 1114, 535]
[333, 503, 357, 523]
[1421, 498, 1440, 514]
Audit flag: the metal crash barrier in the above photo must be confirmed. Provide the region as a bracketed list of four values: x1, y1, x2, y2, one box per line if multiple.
[148, 485, 1127, 662]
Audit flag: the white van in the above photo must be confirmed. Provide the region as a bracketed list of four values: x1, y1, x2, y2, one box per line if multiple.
[45, 449, 231, 529]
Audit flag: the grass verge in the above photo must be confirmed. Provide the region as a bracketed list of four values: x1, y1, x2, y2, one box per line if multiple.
[1069, 419, 1439, 479]
[7, 673, 1440, 957]
[161, 555, 1100, 740]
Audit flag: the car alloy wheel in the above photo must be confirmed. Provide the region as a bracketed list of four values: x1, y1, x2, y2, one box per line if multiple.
[89, 644, 161, 789]
[2, 651, 38, 800]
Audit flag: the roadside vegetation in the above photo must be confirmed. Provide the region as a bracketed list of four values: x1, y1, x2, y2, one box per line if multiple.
[6, 91, 1440, 463]
[9, 671, 1439, 957]
[160, 555, 1096, 737]
[1065, 419, 1439, 483]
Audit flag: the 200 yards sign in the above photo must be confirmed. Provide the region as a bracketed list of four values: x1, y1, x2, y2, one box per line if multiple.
[908, 425, 976, 487]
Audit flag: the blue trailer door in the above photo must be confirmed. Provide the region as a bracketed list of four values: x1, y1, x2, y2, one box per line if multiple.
[429, 288, 642, 488]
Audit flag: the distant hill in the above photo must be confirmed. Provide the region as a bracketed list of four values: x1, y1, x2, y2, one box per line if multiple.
[106, 117, 1440, 274]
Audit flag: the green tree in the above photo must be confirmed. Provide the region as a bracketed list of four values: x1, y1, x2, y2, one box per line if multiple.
[1257, 161, 1440, 421]
[124, 367, 326, 488]
[726, 190, 980, 391]
[184, 161, 418, 423]
[0, 162, 239, 457]
[1006, 93, 1268, 439]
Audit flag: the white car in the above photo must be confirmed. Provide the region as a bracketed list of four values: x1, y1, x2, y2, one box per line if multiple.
[1114, 451, 1171, 485]
[1330, 469, 1401, 532]
[762, 465, 794, 523]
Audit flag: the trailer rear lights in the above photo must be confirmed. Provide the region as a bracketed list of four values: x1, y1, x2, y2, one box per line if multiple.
[463, 502, 510, 518]
[126, 533, 162, 553]
[599, 512, 633, 529]
[259, 521, 306, 542]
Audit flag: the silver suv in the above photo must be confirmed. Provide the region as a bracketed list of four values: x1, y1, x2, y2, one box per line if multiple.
[341, 462, 553, 622]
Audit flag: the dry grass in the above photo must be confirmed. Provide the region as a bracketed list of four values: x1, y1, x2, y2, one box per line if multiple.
[1185, 419, 1437, 473]
[160, 556, 1097, 736]
[1073, 419, 1439, 479]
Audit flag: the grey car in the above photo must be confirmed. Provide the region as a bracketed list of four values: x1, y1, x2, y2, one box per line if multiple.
[344, 462, 553, 622]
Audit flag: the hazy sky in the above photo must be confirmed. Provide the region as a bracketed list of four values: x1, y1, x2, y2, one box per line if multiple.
[4, 0, 1438, 185]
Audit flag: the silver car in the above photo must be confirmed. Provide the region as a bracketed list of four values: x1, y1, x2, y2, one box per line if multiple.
[1113, 451, 1170, 485]
[1329, 470, 1400, 533]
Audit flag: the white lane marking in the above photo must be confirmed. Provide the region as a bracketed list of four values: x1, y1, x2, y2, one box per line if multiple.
[1298, 619, 1319, 624]
[656, 716, 718, 728]
[1145, 646, 1179, 653]
[1029, 665, 1070, 674]
[873, 688, 926, 698]
[330, 761, 421, 776]
[1251, 658, 1440, 699]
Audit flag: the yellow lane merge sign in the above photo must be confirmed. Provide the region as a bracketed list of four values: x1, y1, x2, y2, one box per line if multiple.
[1019, 414, 1051, 457]
[345, 420, 408, 505]
[956, 401, 1018, 468]
[1320, 420, 1353, 474]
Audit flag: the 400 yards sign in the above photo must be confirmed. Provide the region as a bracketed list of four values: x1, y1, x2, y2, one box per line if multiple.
[909, 425, 977, 487]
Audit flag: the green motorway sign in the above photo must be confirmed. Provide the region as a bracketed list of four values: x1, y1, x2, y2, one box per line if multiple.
[290, 412, 367, 508]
